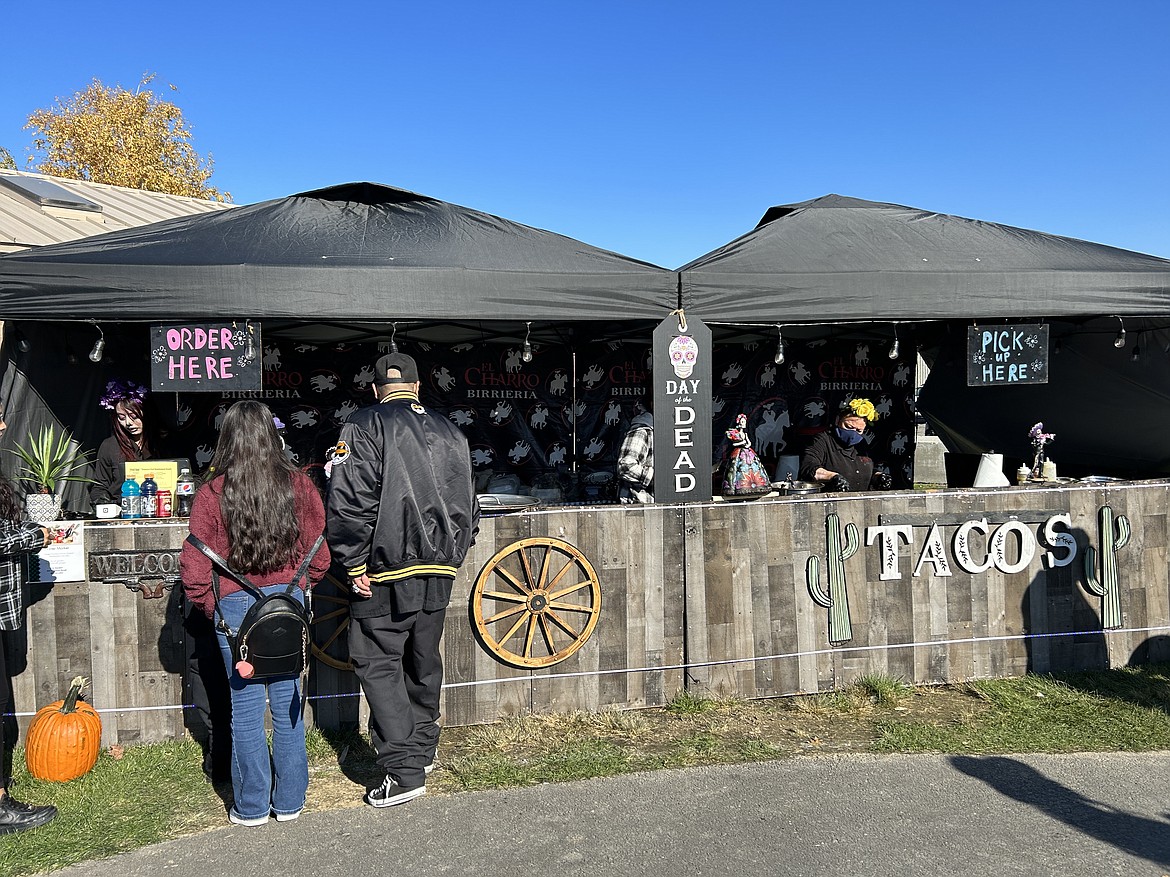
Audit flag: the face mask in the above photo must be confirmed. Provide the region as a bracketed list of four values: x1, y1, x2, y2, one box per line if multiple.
[836, 427, 865, 447]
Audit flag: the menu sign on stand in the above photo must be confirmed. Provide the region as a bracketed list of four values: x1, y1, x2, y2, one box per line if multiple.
[150, 322, 262, 392]
[125, 460, 180, 500]
[967, 323, 1049, 387]
[33, 523, 86, 583]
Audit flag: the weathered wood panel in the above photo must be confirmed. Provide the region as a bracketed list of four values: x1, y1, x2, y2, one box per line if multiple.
[683, 482, 1170, 700]
[13, 482, 1170, 743]
[14, 522, 187, 746]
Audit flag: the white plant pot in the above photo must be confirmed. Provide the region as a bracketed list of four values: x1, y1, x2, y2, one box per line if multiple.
[25, 493, 63, 524]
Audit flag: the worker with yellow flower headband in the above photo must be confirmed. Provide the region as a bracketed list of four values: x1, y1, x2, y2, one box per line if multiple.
[800, 398, 892, 492]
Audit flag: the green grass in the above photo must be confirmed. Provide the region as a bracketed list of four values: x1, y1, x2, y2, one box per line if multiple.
[873, 666, 1170, 753]
[665, 689, 718, 715]
[854, 672, 912, 706]
[5, 664, 1170, 876]
[0, 739, 220, 876]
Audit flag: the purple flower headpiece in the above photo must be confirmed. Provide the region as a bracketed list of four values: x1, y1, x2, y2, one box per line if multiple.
[99, 379, 149, 411]
[1028, 422, 1056, 448]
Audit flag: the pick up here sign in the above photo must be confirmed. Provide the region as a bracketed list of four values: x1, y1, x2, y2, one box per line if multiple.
[967, 324, 1049, 386]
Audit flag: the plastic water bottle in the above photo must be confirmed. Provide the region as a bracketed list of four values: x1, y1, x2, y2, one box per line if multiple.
[141, 474, 158, 518]
[120, 476, 142, 519]
[175, 468, 195, 517]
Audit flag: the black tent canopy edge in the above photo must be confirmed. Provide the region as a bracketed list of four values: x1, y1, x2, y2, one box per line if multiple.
[0, 181, 680, 325]
[6, 185, 1168, 328]
[678, 194, 1170, 323]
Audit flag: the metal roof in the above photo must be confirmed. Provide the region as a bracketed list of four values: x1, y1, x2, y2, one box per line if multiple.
[0, 169, 235, 253]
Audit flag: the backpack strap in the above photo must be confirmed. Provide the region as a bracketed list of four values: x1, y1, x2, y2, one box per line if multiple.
[289, 534, 326, 593]
[185, 533, 266, 599]
[186, 533, 265, 640]
[186, 532, 324, 592]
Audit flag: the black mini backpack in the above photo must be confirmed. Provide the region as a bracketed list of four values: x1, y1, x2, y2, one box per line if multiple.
[186, 533, 324, 679]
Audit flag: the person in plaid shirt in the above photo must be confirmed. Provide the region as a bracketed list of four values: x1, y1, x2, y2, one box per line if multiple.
[617, 398, 654, 503]
[0, 406, 57, 834]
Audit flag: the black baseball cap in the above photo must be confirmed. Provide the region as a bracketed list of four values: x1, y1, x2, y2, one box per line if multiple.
[374, 352, 420, 385]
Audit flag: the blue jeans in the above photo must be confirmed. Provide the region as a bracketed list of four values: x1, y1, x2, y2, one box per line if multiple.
[214, 585, 309, 820]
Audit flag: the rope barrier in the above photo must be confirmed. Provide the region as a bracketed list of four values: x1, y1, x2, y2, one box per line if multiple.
[10, 622, 1169, 717]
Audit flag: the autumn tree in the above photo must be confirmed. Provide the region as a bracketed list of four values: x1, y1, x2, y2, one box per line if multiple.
[25, 74, 230, 202]
[0, 147, 14, 170]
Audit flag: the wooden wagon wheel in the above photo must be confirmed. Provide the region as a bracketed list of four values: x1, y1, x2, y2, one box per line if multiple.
[310, 569, 354, 671]
[472, 536, 602, 668]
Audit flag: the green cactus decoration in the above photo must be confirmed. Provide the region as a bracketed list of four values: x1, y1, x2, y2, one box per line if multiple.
[1083, 505, 1130, 630]
[807, 512, 859, 644]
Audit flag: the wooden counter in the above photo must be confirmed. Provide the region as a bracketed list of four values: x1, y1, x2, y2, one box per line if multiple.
[15, 480, 1170, 744]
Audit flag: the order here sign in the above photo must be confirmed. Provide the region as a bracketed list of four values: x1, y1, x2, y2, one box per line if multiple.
[150, 322, 263, 392]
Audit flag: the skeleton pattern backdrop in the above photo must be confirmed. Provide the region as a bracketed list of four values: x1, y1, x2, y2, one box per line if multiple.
[709, 336, 917, 489]
[157, 335, 915, 492]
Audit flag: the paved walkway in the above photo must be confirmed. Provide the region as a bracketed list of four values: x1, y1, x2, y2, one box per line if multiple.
[59, 752, 1170, 876]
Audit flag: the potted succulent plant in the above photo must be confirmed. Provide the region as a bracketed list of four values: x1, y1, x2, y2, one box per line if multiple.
[7, 424, 95, 522]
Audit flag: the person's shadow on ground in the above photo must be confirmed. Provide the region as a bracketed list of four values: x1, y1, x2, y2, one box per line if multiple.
[1058, 648, 1170, 717]
[316, 725, 382, 791]
[950, 755, 1170, 868]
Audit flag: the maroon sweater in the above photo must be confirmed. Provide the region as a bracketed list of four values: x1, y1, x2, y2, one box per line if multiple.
[179, 472, 331, 619]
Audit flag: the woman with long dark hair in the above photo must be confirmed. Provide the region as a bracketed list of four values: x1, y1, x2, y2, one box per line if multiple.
[90, 380, 153, 506]
[179, 401, 329, 826]
[0, 404, 57, 834]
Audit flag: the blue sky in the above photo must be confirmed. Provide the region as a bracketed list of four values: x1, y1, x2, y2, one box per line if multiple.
[2, 1, 1167, 268]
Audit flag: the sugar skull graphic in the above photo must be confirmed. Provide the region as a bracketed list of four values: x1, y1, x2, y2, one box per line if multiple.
[669, 334, 699, 379]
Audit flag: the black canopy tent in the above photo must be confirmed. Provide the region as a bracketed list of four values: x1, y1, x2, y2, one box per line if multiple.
[677, 195, 1170, 479]
[0, 182, 679, 513]
[679, 194, 1170, 322]
[0, 181, 677, 330]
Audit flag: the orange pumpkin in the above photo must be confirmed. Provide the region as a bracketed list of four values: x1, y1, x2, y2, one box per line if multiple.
[26, 676, 102, 782]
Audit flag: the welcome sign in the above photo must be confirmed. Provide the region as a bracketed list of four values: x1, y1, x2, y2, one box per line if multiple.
[150, 322, 263, 392]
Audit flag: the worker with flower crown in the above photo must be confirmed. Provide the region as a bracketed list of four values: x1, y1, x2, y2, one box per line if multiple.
[90, 379, 155, 507]
[800, 397, 893, 492]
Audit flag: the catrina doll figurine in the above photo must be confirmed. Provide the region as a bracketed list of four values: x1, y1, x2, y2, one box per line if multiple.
[721, 413, 771, 497]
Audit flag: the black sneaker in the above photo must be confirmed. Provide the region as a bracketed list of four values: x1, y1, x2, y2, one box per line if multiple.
[365, 776, 425, 808]
[0, 792, 57, 834]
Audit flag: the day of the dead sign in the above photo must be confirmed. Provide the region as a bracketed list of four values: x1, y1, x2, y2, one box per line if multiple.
[653, 316, 713, 504]
[967, 323, 1049, 386]
[150, 322, 263, 392]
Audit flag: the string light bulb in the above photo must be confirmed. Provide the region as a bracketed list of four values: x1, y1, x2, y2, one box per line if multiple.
[521, 322, 533, 363]
[244, 320, 257, 361]
[15, 330, 31, 354]
[1131, 334, 1142, 362]
[1113, 315, 1126, 348]
[888, 324, 900, 360]
[773, 325, 785, 365]
[389, 322, 398, 354]
[88, 321, 105, 363]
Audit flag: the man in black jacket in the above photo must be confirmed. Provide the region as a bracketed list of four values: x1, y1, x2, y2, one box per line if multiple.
[326, 352, 479, 808]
